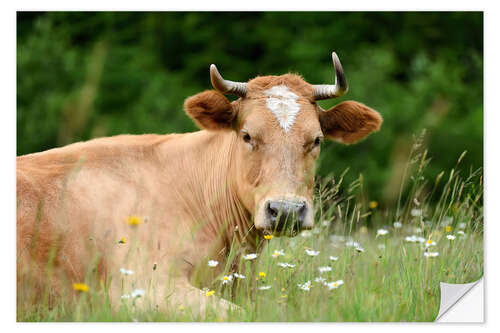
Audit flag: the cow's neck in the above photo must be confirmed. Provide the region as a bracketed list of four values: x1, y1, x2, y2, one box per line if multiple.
[159, 130, 258, 257]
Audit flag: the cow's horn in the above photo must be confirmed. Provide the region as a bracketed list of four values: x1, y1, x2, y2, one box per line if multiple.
[210, 64, 247, 97]
[313, 52, 349, 100]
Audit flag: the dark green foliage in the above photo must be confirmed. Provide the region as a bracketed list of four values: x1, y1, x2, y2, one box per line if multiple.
[17, 12, 483, 202]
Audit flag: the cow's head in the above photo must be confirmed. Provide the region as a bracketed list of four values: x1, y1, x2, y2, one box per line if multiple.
[184, 52, 382, 236]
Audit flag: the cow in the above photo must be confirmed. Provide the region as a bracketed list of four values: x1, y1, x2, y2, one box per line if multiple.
[17, 52, 382, 317]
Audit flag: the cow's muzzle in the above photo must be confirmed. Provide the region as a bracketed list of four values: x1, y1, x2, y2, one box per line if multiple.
[265, 199, 309, 233]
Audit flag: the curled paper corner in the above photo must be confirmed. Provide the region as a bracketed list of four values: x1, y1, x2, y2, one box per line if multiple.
[435, 278, 484, 322]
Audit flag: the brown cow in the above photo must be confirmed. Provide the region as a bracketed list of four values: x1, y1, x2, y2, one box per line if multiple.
[17, 52, 382, 317]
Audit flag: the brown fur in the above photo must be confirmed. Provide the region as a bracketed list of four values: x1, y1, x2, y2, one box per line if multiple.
[246, 74, 315, 100]
[319, 101, 383, 144]
[17, 72, 381, 317]
[184, 90, 234, 130]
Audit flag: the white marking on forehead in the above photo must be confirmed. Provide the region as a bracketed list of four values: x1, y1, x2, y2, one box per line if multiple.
[264, 85, 300, 133]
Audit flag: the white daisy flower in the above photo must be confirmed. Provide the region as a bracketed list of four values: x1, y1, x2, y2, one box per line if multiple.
[277, 262, 296, 268]
[411, 209, 422, 217]
[446, 235, 456, 240]
[233, 273, 246, 279]
[318, 266, 332, 273]
[329, 256, 339, 261]
[305, 249, 320, 256]
[393, 221, 403, 229]
[120, 268, 134, 275]
[424, 252, 439, 258]
[458, 223, 466, 229]
[326, 280, 344, 290]
[242, 253, 258, 260]
[457, 230, 466, 236]
[406, 235, 426, 243]
[298, 280, 312, 291]
[301, 230, 312, 238]
[405, 235, 418, 243]
[208, 260, 219, 267]
[131, 289, 145, 299]
[272, 249, 285, 258]
[345, 240, 360, 248]
[314, 277, 326, 283]
[121, 294, 131, 299]
[221, 275, 233, 284]
[355, 246, 365, 253]
[377, 229, 389, 236]
[258, 285, 271, 290]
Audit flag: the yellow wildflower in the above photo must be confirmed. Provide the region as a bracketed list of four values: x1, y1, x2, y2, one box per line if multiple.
[425, 239, 437, 247]
[178, 305, 185, 311]
[205, 290, 215, 297]
[221, 274, 234, 284]
[126, 216, 142, 226]
[73, 283, 89, 292]
[118, 237, 126, 244]
[264, 235, 274, 240]
[445, 226, 452, 233]
[369, 201, 378, 209]
[259, 272, 266, 278]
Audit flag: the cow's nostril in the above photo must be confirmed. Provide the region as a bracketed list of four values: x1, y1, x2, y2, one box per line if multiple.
[266, 200, 308, 231]
[267, 202, 280, 218]
[296, 203, 306, 224]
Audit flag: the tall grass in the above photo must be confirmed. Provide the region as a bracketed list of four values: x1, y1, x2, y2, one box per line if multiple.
[17, 137, 483, 322]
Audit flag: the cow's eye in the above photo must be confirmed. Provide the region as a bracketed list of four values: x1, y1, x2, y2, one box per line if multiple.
[305, 136, 323, 154]
[243, 133, 252, 143]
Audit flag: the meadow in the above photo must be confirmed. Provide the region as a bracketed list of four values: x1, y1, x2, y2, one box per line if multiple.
[17, 12, 483, 323]
[17, 137, 483, 322]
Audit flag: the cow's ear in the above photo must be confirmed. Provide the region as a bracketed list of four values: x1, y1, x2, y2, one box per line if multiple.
[319, 101, 382, 144]
[184, 90, 235, 130]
